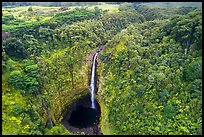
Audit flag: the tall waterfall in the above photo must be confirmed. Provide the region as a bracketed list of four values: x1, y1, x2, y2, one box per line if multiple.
[90, 53, 98, 109]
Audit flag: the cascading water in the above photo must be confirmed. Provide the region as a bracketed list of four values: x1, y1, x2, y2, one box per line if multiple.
[62, 51, 103, 135]
[90, 53, 98, 109]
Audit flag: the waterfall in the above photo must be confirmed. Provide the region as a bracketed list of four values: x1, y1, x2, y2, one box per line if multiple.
[90, 53, 98, 109]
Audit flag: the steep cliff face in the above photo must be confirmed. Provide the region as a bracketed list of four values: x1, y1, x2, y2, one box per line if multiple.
[60, 49, 104, 135]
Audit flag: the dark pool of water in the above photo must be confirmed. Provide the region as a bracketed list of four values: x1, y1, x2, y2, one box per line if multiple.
[68, 105, 100, 128]
[62, 95, 102, 134]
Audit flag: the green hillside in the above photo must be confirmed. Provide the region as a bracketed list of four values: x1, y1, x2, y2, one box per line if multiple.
[2, 2, 202, 135]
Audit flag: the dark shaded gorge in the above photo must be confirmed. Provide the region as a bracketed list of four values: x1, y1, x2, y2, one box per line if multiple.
[61, 94, 102, 135]
[68, 105, 99, 128]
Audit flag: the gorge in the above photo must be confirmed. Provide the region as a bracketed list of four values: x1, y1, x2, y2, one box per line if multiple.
[61, 52, 101, 135]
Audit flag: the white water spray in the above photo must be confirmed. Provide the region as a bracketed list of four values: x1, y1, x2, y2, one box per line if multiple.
[90, 53, 98, 109]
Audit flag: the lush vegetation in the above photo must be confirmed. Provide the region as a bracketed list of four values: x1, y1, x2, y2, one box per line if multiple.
[99, 9, 202, 135]
[2, 2, 202, 135]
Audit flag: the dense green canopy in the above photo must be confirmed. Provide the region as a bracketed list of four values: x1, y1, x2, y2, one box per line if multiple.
[2, 2, 202, 135]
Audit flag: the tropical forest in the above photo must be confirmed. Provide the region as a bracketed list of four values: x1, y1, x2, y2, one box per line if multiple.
[2, 2, 202, 135]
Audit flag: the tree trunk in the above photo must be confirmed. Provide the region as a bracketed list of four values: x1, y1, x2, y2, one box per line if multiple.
[37, 91, 54, 127]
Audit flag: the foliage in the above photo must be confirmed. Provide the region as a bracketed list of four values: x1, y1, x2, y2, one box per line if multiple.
[183, 58, 202, 81]
[7, 59, 39, 95]
[2, 14, 15, 24]
[44, 125, 72, 135]
[3, 37, 27, 59]
[28, 7, 33, 11]
[2, 2, 202, 135]
[99, 9, 202, 135]
[51, 7, 103, 27]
